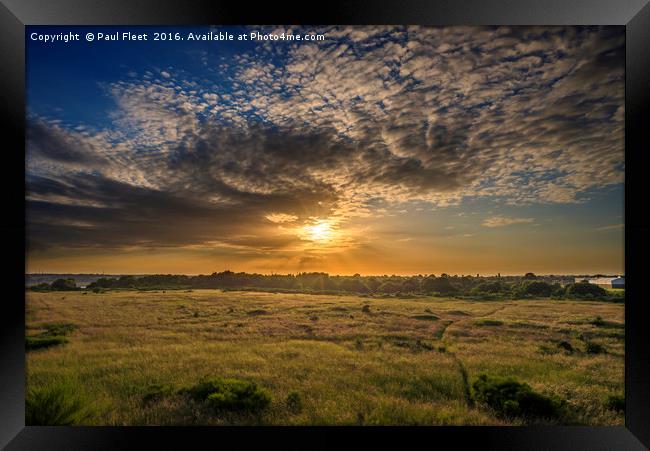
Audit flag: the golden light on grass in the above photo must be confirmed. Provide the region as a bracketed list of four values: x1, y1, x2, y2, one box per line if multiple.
[26, 290, 625, 426]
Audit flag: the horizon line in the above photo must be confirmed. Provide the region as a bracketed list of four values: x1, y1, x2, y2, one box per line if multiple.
[25, 271, 625, 278]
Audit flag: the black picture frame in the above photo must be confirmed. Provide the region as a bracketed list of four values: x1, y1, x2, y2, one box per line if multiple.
[2, 1, 649, 449]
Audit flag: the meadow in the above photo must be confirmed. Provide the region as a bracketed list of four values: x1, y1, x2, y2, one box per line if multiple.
[25, 289, 624, 425]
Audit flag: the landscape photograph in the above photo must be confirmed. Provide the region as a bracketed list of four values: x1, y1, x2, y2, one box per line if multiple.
[26, 25, 625, 426]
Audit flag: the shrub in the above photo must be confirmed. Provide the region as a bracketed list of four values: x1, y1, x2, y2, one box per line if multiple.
[475, 319, 503, 326]
[26, 381, 94, 425]
[421, 276, 455, 294]
[26, 322, 76, 351]
[605, 394, 625, 412]
[520, 281, 554, 297]
[585, 342, 607, 354]
[565, 282, 607, 298]
[183, 377, 271, 413]
[142, 384, 174, 406]
[50, 278, 78, 291]
[472, 374, 566, 420]
[400, 278, 421, 293]
[286, 391, 302, 413]
[247, 309, 268, 316]
[30, 283, 51, 292]
[590, 316, 605, 327]
[361, 304, 371, 313]
[472, 281, 511, 294]
[538, 344, 557, 355]
[338, 278, 369, 293]
[42, 322, 76, 336]
[377, 281, 402, 294]
[412, 314, 439, 321]
[557, 341, 574, 353]
[26, 335, 68, 351]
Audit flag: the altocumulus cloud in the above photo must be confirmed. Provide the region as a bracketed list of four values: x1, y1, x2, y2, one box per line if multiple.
[482, 216, 536, 228]
[27, 25, 624, 252]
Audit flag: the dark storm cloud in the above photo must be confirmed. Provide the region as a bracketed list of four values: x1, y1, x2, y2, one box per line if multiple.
[27, 120, 108, 166]
[26, 164, 334, 250]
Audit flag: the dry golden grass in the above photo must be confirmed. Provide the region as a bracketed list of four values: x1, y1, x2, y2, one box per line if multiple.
[26, 290, 624, 425]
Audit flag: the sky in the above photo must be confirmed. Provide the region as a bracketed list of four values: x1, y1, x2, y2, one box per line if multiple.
[26, 25, 625, 276]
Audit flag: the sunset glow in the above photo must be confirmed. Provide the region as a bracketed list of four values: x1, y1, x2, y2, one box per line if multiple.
[303, 220, 334, 243]
[26, 25, 624, 275]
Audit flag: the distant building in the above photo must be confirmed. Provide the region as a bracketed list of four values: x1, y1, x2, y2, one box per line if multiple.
[575, 277, 625, 288]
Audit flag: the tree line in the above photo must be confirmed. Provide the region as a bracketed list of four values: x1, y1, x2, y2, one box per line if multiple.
[29, 271, 622, 301]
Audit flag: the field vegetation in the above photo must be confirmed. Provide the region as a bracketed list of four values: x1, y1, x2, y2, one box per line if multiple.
[26, 289, 624, 425]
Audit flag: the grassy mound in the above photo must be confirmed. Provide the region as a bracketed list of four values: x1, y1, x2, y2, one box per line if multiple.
[183, 377, 271, 413]
[412, 314, 439, 321]
[26, 381, 94, 425]
[472, 374, 566, 421]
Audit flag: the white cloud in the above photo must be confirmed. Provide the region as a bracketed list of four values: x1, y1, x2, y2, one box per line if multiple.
[482, 216, 536, 228]
[26, 26, 624, 251]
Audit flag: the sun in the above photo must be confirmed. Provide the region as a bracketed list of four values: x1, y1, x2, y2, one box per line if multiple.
[304, 220, 333, 242]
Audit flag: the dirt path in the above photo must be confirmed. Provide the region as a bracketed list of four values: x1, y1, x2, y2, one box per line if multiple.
[437, 304, 512, 407]
[435, 320, 454, 340]
[433, 319, 473, 406]
[450, 352, 473, 406]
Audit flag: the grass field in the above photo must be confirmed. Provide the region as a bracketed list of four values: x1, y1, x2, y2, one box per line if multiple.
[26, 289, 624, 425]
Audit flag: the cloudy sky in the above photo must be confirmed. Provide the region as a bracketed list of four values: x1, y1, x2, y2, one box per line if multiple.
[26, 26, 624, 275]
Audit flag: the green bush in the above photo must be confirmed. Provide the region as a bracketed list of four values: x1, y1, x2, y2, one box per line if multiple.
[338, 278, 369, 293]
[183, 377, 271, 413]
[585, 342, 607, 354]
[286, 391, 302, 413]
[26, 381, 94, 425]
[472, 374, 566, 420]
[26, 335, 68, 351]
[26, 322, 76, 351]
[475, 319, 503, 326]
[50, 278, 78, 291]
[520, 281, 554, 297]
[42, 322, 77, 336]
[605, 394, 625, 412]
[421, 276, 455, 294]
[412, 314, 439, 321]
[377, 281, 402, 294]
[565, 282, 607, 298]
[142, 383, 174, 405]
[472, 281, 511, 294]
[590, 316, 605, 327]
[29, 283, 52, 292]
